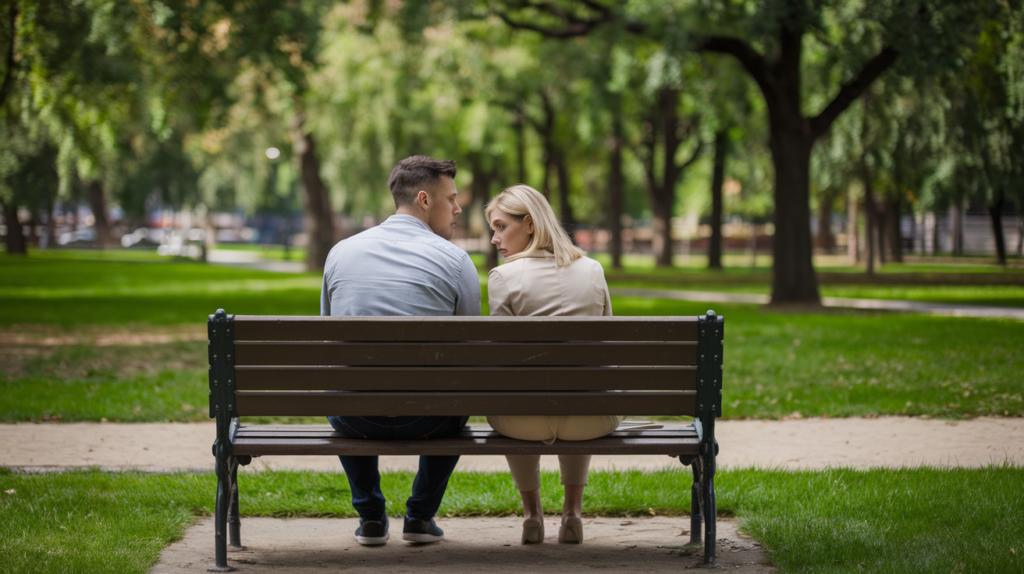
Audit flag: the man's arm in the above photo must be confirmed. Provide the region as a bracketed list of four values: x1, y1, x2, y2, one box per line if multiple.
[320, 273, 331, 317]
[454, 254, 482, 316]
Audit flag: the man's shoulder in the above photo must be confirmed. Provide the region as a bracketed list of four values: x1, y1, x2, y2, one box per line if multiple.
[418, 233, 471, 266]
[326, 223, 470, 268]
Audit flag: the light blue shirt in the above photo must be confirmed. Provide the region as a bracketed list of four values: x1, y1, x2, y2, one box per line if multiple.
[320, 214, 481, 317]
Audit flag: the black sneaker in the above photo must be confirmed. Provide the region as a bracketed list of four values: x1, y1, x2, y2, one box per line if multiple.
[402, 516, 444, 543]
[354, 515, 389, 546]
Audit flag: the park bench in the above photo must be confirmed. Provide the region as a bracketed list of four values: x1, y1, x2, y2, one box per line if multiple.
[206, 310, 724, 571]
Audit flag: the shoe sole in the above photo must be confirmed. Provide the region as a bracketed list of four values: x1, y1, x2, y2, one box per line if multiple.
[402, 532, 444, 543]
[355, 532, 389, 546]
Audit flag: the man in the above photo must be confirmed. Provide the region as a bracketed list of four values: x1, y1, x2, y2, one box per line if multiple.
[321, 155, 480, 546]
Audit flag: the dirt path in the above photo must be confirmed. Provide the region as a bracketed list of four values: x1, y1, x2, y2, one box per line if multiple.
[610, 287, 1024, 319]
[4, 417, 1021, 473]
[0, 324, 206, 347]
[152, 516, 771, 573]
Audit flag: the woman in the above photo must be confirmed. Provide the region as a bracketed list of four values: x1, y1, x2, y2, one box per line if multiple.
[485, 184, 623, 545]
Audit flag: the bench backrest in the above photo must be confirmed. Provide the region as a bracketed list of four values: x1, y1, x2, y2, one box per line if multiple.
[208, 311, 723, 421]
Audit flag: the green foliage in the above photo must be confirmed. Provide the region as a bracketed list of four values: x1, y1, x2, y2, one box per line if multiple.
[930, 4, 1024, 212]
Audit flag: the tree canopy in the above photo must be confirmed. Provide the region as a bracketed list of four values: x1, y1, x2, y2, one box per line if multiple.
[1, 0, 1019, 282]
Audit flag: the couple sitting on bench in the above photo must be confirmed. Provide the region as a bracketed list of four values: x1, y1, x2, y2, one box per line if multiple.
[321, 155, 622, 547]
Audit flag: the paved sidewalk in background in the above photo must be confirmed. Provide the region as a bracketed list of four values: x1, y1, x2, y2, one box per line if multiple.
[611, 287, 1024, 319]
[5, 418, 1021, 473]
[208, 249, 306, 273]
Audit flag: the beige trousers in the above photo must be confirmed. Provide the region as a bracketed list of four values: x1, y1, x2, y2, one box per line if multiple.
[488, 415, 625, 492]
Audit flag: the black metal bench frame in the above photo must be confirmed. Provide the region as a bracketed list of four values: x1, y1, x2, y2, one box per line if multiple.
[207, 310, 723, 571]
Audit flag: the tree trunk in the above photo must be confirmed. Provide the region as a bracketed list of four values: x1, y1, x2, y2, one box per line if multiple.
[874, 197, 886, 265]
[989, 189, 1007, 266]
[84, 180, 114, 248]
[657, 88, 680, 268]
[293, 115, 335, 273]
[885, 195, 902, 263]
[541, 153, 552, 200]
[608, 118, 624, 270]
[552, 149, 576, 241]
[2, 200, 27, 254]
[652, 201, 673, 268]
[816, 188, 836, 253]
[27, 210, 39, 247]
[1016, 216, 1023, 257]
[539, 92, 555, 200]
[45, 199, 56, 249]
[847, 190, 859, 264]
[515, 103, 527, 184]
[768, 129, 820, 303]
[469, 157, 500, 271]
[951, 204, 963, 256]
[708, 131, 726, 270]
[864, 197, 875, 275]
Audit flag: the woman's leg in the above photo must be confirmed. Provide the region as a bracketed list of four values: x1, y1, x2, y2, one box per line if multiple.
[506, 454, 545, 543]
[558, 455, 591, 519]
[505, 455, 543, 519]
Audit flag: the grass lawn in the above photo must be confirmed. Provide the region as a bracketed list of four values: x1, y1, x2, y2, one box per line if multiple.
[1, 466, 1022, 573]
[3, 301, 1021, 422]
[2, 254, 1022, 421]
[2, 250, 1024, 421]
[0, 252, 320, 326]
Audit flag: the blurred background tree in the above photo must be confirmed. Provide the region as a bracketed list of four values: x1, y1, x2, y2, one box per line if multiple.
[1, 0, 1019, 281]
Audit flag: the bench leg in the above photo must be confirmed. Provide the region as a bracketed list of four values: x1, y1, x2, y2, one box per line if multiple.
[700, 450, 717, 567]
[689, 459, 703, 547]
[210, 446, 235, 572]
[227, 456, 246, 551]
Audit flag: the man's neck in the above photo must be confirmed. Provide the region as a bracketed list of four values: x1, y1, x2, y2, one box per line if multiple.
[395, 206, 429, 226]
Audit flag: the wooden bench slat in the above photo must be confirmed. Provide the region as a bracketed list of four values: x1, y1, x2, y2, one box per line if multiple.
[235, 391, 696, 417]
[231, 434, 700, 457]
[234, 366, 696, 391]
[234, 341, 697, 367]
[233, 427, 695, 440]
[233, 315, 698, 342]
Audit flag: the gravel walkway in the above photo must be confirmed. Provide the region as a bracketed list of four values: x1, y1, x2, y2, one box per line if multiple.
[610, 287, 1024, 319]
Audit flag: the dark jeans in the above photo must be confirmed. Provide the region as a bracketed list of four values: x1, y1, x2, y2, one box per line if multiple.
[327, 415, 469, 522]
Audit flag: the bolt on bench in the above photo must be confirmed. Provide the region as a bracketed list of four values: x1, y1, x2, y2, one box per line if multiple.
[207, 310, 724, 571]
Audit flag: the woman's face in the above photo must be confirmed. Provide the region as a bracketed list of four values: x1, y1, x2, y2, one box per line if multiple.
[489, 208, 533, 258]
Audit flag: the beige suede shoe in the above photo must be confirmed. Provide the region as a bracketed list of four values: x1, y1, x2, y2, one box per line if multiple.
[521, 517, 544, 544]
[558, 516, 583, 544]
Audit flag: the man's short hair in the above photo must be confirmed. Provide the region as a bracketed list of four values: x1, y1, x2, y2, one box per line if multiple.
[387, 155, 458, 208]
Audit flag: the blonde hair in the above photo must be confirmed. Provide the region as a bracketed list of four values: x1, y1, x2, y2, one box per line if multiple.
[485, 184, 584, 268]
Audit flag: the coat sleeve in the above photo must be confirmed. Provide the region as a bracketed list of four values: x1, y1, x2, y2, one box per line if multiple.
[593, 261, 613, 316]
[487, 268, 514, 316]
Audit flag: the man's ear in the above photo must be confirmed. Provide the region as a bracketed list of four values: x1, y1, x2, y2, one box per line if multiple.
[524, 214, 534, 234]
[415, 189, 431, 212]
